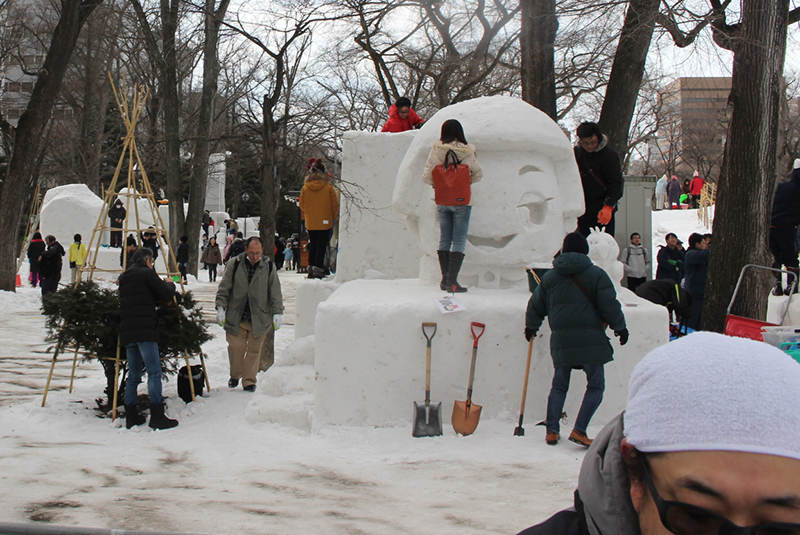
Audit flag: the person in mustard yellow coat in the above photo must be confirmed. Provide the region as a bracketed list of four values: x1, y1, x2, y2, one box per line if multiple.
[69, 233, 87, 284]
[299, 159, 340, 278]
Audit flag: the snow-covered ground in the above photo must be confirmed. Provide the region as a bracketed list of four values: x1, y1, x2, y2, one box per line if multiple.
[0, 208, 710, 534]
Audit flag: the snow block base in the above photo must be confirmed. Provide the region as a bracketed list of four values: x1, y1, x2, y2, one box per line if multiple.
[312, 279, 667, 429]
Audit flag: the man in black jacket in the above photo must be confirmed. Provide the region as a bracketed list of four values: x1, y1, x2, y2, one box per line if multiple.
[635, 279, 692, 324]
[118, 247, 178, 430]
[573, 122, 624, 237]
[38, 235, 65, 296]
[176, 235, 189, 284]
[770, 159, 800, 295]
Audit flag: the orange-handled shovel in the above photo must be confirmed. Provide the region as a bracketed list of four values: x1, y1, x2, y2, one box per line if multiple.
[452, 322, 485, 436]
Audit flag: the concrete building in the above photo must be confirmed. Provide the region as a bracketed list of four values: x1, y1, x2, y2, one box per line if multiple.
[657, 77, 731, 182]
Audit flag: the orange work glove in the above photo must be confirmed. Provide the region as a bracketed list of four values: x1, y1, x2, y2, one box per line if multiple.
[597, 205, 614, 225]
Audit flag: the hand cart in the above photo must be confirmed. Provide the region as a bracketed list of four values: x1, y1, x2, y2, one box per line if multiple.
[724, 264, 797, 341]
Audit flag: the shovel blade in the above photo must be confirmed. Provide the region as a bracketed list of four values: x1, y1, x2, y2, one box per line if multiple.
[452, 399, 482, 436]
[412, 401, 443, 437]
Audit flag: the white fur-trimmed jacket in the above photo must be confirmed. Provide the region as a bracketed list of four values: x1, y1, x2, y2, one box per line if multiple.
[421, 140, 483, 189]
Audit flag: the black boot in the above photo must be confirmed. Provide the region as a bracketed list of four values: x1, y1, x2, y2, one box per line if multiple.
[149, 403, 178, 430]
[447, 252, 468, 293]
[125, 404, 146, 429]
[437, 250, 450, 290]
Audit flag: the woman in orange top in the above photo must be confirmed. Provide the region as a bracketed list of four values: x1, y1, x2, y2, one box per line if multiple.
[298, 159, 340, 278]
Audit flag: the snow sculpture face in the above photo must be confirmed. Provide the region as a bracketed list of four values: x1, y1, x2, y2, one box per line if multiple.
[392, 96, 583, 289]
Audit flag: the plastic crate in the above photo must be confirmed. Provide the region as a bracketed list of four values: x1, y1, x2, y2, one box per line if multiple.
[761, 326, 800, 348]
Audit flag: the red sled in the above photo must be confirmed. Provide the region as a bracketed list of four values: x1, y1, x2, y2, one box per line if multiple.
[723, 264, 797, 341]
[433, 150, 471, 206]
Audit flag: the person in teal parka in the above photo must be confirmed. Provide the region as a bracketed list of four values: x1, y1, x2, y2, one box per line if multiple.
[525, 232, 628, 448]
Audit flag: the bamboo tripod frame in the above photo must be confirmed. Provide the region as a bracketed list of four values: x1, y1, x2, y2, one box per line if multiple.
[41, 74, 210, 418]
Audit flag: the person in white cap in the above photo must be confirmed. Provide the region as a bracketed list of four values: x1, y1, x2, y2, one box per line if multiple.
[769, 158, 800, 295]
[516, 332, 800, 535]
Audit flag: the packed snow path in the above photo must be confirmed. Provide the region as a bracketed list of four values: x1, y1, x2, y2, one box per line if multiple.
[0, 267, 300, 409]
[0, 291, 101, 407]
[0, 269, 585, 534]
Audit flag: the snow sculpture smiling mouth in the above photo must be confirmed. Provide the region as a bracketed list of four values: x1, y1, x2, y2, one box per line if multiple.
[467, 234, 515, 250]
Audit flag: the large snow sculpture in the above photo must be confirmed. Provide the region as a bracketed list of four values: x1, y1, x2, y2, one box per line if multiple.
[392, 96, 584, 289]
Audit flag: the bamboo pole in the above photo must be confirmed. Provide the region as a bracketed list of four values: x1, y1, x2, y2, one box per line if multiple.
[68, 346, 79, 394]
[41, 344, 61, 407]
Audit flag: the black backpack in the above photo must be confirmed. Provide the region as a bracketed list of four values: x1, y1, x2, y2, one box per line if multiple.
[225, 240, 246, 262]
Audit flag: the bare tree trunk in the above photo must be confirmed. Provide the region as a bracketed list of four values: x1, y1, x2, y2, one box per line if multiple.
[704, 0, 790, 332]
[597, 0, 660, 157]
[161, 0, 184, 253]
[520, 0, 557, 120]
[186, 0, 231, 276]
[0, 0, 103, 291]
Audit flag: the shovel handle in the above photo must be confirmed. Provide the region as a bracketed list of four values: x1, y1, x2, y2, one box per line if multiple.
[519, 337, 534, 416]
[422, 322, 437, 345]
[422, 323, 437, 405]
[470, 322, 485, 348]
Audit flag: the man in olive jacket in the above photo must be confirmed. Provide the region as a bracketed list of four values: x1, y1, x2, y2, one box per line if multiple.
[215, 236, 284, 392]
[525, 232, 628, 447]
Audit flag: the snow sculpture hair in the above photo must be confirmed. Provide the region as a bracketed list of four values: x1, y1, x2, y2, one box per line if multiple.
[624, 332, 800, 461]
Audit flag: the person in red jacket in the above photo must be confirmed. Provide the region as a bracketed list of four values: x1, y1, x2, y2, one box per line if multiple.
[689, 169, 705, 208]
[381, 97, 424, 133]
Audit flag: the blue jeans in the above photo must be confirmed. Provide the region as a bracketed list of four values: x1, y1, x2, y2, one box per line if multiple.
[125, 341, 163, 405]
[546, 363, 604, 434]
[437, 205, 471, 254]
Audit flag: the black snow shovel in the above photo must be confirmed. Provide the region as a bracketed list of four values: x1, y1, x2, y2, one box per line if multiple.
[452, 322, 485, 436]
[413, 322, 443, 437]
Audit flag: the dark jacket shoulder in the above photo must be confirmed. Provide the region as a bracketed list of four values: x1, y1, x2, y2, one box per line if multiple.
[517, 491, 589, 535]
[118, 264, 176, 346]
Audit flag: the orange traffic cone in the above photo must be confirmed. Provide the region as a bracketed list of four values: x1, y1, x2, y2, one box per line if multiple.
[15, 274, 21, 287]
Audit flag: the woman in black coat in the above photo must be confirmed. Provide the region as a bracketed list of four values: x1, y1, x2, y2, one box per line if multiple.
[27, 231, 46, 288]
[684, 233, 710, 330]
[108, 199, 126, 248]
[655, 233, 684, 283]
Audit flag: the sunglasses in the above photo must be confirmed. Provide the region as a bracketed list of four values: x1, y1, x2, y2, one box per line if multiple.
[641, 456, 800, 535]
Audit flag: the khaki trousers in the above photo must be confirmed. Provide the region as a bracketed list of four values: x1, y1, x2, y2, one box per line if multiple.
[226, 322, 266, 387]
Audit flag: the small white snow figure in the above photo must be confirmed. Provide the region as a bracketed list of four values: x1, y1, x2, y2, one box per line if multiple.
[586, 228, 624, 289]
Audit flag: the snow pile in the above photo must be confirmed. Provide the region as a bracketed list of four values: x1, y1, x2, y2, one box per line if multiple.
[39, 184, 176, 281]
[392, 96, 584, 290]
[0, 288, 41, 311]
[245, 336, 316, 432]
[294, 97, 666, 428]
